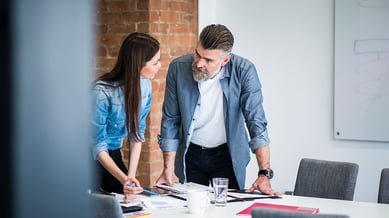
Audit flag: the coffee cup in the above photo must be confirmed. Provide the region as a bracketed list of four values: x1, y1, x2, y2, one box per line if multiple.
[187, 189, 210, 215]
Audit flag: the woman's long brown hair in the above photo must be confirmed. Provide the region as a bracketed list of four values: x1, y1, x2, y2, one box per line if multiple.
[98, 32, 160, 142]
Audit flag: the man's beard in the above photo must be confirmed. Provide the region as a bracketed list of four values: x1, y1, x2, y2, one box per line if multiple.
[192, 65, 220, 82]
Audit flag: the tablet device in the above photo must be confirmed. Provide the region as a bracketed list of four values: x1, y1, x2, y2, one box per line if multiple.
[121, 205, 143, 213]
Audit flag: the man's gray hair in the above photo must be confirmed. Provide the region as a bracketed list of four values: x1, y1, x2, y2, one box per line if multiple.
[199, 24, 234, 54]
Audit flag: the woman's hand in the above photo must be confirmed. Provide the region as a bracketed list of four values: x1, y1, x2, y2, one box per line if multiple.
[122, 177, 143, 203]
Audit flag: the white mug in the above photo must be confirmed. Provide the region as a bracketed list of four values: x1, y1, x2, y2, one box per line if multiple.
[187, 189, 210, 215]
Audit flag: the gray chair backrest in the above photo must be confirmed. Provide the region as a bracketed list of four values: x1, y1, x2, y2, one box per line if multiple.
[252, 207, 349, 218]
[251, 207, 349, 218]
[294, 158, 359, 200]
[378, 168, 389, 204]
[89, 193, 123, 218]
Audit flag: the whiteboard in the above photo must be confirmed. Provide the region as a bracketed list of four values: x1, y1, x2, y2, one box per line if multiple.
[334, 0, 389, 142]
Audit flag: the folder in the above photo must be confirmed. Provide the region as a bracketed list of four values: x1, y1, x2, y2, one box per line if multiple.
[236, 202, 319, 215]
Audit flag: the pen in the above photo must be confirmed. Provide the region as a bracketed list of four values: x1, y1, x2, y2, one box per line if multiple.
[227, 194, 246, 202]
[227, 195, 281, 203]
[127, 183, 160, 196]
[167, 194, 187, 201]
[124, 211, 151, 218]
[126, 212, 150, 218]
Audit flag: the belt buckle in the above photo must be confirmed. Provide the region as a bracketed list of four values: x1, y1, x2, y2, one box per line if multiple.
[201, 146, 207, 150]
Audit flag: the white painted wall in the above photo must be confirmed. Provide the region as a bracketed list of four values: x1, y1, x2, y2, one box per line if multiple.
[199, 0, 389, 202]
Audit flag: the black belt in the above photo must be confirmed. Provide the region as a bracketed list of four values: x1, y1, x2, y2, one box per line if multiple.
[189, 142, 227, 151]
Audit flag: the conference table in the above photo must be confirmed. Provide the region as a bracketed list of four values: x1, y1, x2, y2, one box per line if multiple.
[143, 194, 389, 218]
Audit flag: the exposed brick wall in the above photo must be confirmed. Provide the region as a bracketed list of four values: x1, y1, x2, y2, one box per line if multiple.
[94, 0, 198, 187]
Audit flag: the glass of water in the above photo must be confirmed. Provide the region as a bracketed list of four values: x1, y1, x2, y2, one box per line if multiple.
[212, 177, 229, 206]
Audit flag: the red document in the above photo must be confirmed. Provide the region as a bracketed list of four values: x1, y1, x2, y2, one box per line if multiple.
[236, 202, 319, 215]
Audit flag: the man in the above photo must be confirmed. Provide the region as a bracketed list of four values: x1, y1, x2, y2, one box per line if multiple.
[156, 24, 280, 196]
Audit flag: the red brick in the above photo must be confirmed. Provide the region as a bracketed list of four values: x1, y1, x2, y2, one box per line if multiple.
[94, 0, 198, 185]
[151, 80, 159, 91]
[149, 0, 168, 11]
[148, 11, 160, 22]
[95, 45, 107, 57]
[107, 0, 135, 12]
[97, 34, 125, 45]
[96, 12, 122, 25]
[149, 23, 169, 33]
[137, 0, 149, 10]
[95, 24, 108, 34]
[169, 24, 192, 34]
[107, 24, 136, 34]
[107, 46, 120, 58]
[170, 45, 193, 56]
[170, 1, 195, 12]
[159, 11, 182, 23]
[95, 0, 108, 13]
[123, 11, 150, 22]
[95, 57, 117, 69]
[136, 22, 150, 33]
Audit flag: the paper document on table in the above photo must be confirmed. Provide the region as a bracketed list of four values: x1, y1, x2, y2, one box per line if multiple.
[111, 193, 143, 207]
[137, 195, 187, 209]
[155, 182, 212, 194]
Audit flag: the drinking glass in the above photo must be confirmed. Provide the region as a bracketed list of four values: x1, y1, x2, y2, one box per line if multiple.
[212, 177, 229, 206]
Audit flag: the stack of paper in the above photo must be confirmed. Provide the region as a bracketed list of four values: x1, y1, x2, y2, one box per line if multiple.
[155, 182, 212, 194]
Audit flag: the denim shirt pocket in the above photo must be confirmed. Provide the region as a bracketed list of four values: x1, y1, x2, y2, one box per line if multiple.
[106, 118, 125, 135]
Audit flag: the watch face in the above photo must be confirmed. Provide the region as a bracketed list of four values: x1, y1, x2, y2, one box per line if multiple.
[268, 170, 274, 179]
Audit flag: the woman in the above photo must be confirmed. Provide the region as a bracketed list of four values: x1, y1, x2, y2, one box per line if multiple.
[91, 32, 161, 201]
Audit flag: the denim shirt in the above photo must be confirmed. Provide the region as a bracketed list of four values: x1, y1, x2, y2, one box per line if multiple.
[91, 78, 152, 160]
[159, 53, 270, 189]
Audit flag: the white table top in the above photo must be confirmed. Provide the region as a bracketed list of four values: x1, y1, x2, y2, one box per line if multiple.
[143, 194, 389, 218]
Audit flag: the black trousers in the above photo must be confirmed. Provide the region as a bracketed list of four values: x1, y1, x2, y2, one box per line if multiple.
[185, 142, 239, 189]
[94, 149, 128, 194]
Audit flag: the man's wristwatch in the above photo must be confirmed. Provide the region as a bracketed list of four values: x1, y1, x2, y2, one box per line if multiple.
[258, 168, 274, 179]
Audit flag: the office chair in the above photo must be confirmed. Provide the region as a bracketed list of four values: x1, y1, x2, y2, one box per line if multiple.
[89, 193, 123, 218]
[293, 158, 359, 200]
[378, 168, 389, 204]
[251, 207, 349, 218]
